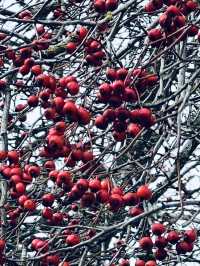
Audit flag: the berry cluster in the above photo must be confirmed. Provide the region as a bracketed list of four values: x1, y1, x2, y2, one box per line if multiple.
[95, 68, 157, 140]
[146, 1, 199, 47]
[135, 223, 197, 265]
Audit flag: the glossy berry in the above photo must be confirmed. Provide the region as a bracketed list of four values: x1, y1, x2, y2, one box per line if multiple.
[42, 193, 55, 207]
[127, 123, 141, 137]
[151, 223, 166, 235]
[123, 192, 139, 206]
[154, 236, 168, 248]
[145, 261, 157, 266]
[66, 234, 80, 246]
[28, 95, 39, 107]
[135, 259, 145, 266]
[66, 42, 77, 53]
[137, 185, 152, 200]
[166, 231, 180, 244]
[176, 241, 193, 254]
[139, 236, 153, 250]
[23, 199, 36, 211]
[184, 229, 197, 243]
[89, 179, 101, 192]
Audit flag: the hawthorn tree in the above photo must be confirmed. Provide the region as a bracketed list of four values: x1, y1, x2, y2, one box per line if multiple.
[0, 0, 200, 265]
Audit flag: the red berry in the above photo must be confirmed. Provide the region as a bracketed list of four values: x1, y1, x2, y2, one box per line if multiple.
[52, 212, 63, 224]
[36, 25, 45, 35]
[28, 165, 40, 177]
[151, 223, 165, 235]
[78, 107, 91, 125]
[154, 236, 168, 248]
[71, 149, 83, 161]
[0, 33, 6, 41]
[139, 237, 153, 250]
[137, 185, 152, 200]
[82, 150, 94, 163]
[129, 206, 143, 217]
[19, 65, 30, 76]
[145, 261, 157, 266]
[127, 123, 141, 137]
[42, 193, 55, 207]
[166, 231, 180, 244]
[0, 150, 7, 160]
[174, 15, 186, 27]
[24, 199, 36, 211]
[35, 240, 49, 252]
[46, 255, 60, 265]
[28, 95, 39, 107]
[185, 1, 198, 12]
[96, 189, 109, 203]
[89, 179, 101, 192]
[76, 178, 89, 191]
[109, 193, 123, 211]
[0, 239, 5, 251]
[188, 25, 199, 36]
[148, 29, 162, 41]
[105, 0, 118, 11]
[111, 80, 124, 95]
[119, 259, 130, 266]
[123, 192, 139, 206]
[184, 229, 197, 243]
[15, 182, 26, 194]
[106, 68, 117, 80]
[135, 259, 145, 266]
[63, 101, 78, 121]
[66, 42, 77, 53]
[176, 241, 193, 254]
[8, 150, 19, 163]
[99, 83, 112, 97]
[31, 65, 42, 75]
[18, 195, 29, 206]
[67, 81, 79, 95]
[166, 5, 180, 16]
[66, 234, 80, 246]
[95, 115, 108, 129]
[42, 207, 53, 219]
[77, 27, 88, 40]
[111, 186, 123, 195]
[116, 68, 128, 80]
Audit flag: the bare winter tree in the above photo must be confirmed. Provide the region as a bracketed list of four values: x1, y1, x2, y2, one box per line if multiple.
[0, 0, 200, 265]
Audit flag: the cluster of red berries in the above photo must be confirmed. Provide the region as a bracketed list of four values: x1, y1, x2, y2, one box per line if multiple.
[94, 0, 118, 13]
[84, 39, 106, 66]
[95, 106, 155, 141]
[31, 238, 70, 265]
[145, 0, 197, 14]
[67, 180, 152, 212]
[97, 67, 158, 104]
[95, 67, 157, 141]
[42, 121, 93, 165]
[66, 27, 106, 66]
[0, 167, 38, 225]
[146, 2, 199, 47]
[2, 163, 41, 217]
[135, 223, 197, 265]
[37, 74, 91, 125]
[15, 66, 92, 127]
